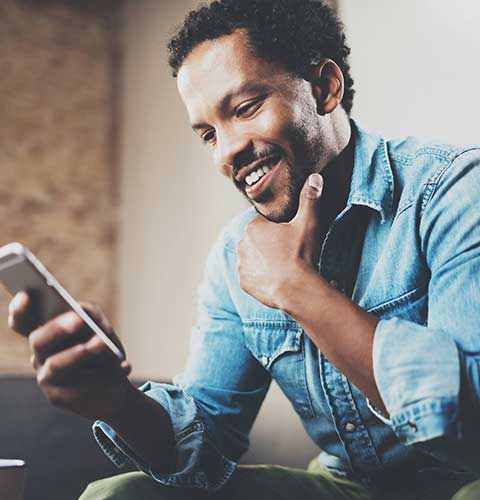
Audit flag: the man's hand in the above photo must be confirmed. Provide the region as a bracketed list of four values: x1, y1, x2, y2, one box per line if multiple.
[238, 173, 324, 309]
[8, 291, 132, 421]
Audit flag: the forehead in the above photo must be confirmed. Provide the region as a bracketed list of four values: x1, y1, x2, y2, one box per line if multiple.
[177, 31, 289, 121]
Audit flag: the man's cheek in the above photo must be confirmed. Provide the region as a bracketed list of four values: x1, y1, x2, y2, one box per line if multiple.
[256, 109, 290, 140]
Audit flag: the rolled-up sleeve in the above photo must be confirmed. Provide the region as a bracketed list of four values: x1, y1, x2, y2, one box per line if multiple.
[372, 151, 480, 456]
[93, 228, 270, 491]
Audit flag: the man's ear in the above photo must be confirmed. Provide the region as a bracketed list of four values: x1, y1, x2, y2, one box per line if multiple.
[310, 59, 345, 115]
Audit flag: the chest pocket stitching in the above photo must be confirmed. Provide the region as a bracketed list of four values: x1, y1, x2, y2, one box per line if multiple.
[243, 322, 316, 419]
[366, 282, 428, 314]
[243, 323, 300, 369]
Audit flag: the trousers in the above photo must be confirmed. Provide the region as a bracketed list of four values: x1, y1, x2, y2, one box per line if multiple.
[79, 459, 480, 500]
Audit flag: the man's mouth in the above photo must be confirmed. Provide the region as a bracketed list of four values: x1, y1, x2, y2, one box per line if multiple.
[244, 158, 282, 198]
[245, 158, 277, 186]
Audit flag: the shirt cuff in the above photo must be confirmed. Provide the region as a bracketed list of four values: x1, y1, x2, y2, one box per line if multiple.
[372, 318, 462, 445]
[366, 398, 391, 425]
[92, 382, 237, 492]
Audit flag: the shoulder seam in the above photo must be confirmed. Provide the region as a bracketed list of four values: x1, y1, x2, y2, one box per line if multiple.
[420, 147, 480, 215]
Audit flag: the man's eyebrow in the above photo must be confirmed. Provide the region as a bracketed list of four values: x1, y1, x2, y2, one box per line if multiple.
[219, 81, 269, 109]
[191, 81, 269, 131]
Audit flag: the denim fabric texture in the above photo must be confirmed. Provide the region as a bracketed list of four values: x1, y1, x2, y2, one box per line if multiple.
[93, 122, 480, 492]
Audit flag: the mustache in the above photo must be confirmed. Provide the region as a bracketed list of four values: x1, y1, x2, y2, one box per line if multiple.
[231, 144, 285, 179]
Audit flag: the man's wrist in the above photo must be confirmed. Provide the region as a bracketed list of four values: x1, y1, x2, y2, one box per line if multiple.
[101, 380, 176, 472]
[103, 379, 140, 429]
[276, 261, 327, 315]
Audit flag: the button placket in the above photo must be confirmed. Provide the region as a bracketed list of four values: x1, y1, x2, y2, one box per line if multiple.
[320, 353, 381, 471]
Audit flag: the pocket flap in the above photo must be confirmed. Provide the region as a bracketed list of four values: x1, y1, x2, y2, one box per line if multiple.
[243, 322, 302, 370]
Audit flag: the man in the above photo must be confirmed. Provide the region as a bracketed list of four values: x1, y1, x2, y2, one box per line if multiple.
[8, 1, 480, 499]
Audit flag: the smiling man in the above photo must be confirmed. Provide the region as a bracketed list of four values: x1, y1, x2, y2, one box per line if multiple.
[178, 28, 348, 224]
[8, 1, 480, 499]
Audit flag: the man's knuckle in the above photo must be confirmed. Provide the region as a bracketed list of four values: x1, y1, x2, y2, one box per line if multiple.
[36, 370, 46, 386]
[28, 329, 40, 349]
[304, 189, 318, 200]
[49, 358, 58, 372]
[43, 358, 56, 379]
[30, 354, 37, 370]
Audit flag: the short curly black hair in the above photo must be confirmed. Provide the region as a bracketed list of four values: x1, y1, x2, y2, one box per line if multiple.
[167, 0, 354, 114]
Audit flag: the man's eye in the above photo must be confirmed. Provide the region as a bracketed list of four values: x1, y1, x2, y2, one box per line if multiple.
[202, 130, 216, 144]
[235, 98, 262, 118]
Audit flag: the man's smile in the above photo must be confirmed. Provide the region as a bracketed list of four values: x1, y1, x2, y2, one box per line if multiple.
[244, 158, 283, 200]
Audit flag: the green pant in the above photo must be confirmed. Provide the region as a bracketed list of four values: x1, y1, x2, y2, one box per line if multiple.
[79, 460, 480, 500]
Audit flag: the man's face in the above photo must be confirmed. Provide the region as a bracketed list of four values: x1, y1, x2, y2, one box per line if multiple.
[177, 30, 328, 222]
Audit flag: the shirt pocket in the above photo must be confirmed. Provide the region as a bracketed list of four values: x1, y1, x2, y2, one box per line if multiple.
[367, 282, 428, 324]
[243, 321, 315, 419]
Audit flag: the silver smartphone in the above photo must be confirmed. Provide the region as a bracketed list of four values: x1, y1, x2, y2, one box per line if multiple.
[0, 242, 124, 361]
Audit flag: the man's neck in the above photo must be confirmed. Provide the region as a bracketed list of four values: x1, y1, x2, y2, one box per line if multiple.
[317, 128, 356, 236]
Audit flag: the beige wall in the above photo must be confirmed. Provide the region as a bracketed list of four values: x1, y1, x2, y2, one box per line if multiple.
[0, 0, 121, 373]
[339, 0, 480, 142]
[120, 0, 319, 467]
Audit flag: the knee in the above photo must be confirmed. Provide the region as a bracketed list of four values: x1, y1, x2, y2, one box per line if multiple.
[79, 476, 122, 500]
[451, 480, 480, 500]
[79, 472, 152, 500]
[79, 478, 114, 500]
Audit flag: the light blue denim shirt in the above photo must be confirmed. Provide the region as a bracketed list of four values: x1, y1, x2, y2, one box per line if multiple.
[93, 122, 480, 491]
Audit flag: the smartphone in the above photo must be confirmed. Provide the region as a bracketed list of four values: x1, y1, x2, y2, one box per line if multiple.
[0, 242, 124, 361]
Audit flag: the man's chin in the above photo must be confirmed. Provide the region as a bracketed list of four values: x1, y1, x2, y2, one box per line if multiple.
[252, 200, 298, 223]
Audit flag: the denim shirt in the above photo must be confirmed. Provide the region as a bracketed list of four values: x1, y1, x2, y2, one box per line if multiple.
[93, 122, 480, 491]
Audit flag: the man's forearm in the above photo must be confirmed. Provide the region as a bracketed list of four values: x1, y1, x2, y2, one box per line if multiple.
[278, 263, 387, 414]
[104, 382, 176, 472]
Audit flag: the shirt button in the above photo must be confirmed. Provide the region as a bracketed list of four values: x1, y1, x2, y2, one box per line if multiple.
[329, 279, 339, 289]
[261, 355, 269, 366]
[344, 422, 356, 433]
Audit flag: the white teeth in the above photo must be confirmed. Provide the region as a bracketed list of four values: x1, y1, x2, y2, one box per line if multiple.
[245, 165, 272, 187]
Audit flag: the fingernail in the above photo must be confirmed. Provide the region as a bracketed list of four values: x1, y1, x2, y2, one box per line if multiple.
[308, 173, 323, 191]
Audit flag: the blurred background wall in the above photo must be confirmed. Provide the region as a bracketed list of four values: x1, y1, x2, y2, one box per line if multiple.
[1, 0, 479, 468]
[0, 0, 122, 373]
[340, 0, 480, 143]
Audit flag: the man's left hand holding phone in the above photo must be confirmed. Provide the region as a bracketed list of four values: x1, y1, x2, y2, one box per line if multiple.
[3, 243, 133, 422]
[3, 243, 176, 473]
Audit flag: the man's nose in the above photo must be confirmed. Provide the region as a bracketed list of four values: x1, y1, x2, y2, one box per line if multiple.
[215, 128, 252, 175]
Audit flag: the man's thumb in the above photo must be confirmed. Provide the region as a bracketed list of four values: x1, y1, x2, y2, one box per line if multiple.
[305, 173, 323, 199]
[293, 172, 323, 225]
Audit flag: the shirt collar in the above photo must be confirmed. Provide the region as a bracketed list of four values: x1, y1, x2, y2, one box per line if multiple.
[346, 120, 394, 223]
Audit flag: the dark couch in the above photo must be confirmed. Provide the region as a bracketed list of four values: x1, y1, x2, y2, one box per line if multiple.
[0, 375, 140, 500]
[1, 375, 318, 499]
